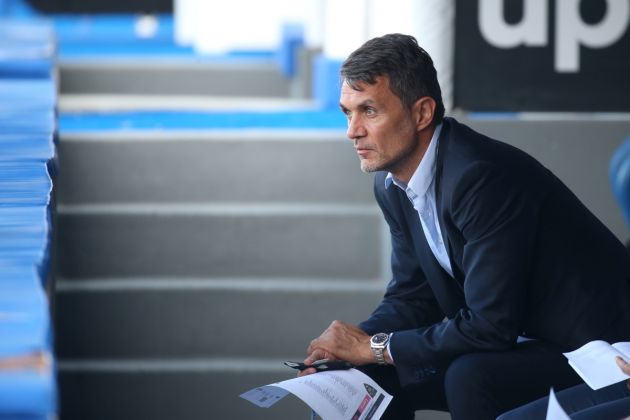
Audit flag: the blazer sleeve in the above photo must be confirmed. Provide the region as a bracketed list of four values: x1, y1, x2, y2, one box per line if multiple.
[389, 161, 541, 386]
[359, 176, 444, 336]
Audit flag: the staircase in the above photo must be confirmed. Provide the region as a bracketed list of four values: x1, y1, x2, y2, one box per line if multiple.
[53, 128, 390, 419]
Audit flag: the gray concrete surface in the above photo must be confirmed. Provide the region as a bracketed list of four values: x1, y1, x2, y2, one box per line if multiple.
[56, 131, 372, 205]
[54, 115, 630, 420]
[54, 127, 390, 420]
[55, 209, 381, 279]
[55, 281, 383, 359]
[59, 59, 292, 97]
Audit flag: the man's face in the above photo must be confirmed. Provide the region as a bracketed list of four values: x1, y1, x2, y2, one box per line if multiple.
[340, 76, 421, 179]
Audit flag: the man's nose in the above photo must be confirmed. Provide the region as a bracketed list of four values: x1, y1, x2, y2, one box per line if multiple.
[346, 116, 366, 141]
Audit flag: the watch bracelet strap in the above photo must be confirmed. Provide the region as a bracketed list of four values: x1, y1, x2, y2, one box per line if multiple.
[374, 346, 386, 365]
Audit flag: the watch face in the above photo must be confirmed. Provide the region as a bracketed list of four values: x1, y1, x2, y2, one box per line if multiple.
[371, 333, 389, 345]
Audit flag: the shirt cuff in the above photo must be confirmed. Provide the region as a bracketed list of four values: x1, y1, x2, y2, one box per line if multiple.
[386, 333, 395, 364]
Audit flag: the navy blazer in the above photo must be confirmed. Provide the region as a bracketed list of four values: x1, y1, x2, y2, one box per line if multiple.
[359, 117, 630, 387]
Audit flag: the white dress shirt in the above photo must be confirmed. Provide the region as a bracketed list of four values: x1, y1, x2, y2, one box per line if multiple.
[385, 123, 453, 277]
[382, 123, 453, 363]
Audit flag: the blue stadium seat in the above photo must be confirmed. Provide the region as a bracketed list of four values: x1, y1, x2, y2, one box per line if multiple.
[0, 20, 55, 79]
[0, 134, 55, 162]
[0, 13, 57, 419]
[0, 79, 57, 112]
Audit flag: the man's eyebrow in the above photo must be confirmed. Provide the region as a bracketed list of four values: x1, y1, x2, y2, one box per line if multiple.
[339, 99, 376, 111]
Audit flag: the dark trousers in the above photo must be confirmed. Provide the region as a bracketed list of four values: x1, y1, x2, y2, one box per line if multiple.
[359, 340, 582, 420]
[498, 381, 630, 420]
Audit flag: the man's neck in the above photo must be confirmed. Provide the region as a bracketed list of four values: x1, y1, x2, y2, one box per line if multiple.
[391, 125, 436, 184]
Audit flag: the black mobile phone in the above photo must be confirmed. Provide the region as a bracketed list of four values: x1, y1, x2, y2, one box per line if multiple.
[284, 359, 354, 372]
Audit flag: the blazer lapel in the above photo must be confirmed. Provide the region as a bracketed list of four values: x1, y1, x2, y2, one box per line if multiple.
[434, 120, 464, 282]
[398, 186, 465, 317]
[398, 188, 452, 283]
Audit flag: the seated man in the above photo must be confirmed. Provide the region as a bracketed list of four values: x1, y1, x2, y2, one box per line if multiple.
[299, 33, 630, 420]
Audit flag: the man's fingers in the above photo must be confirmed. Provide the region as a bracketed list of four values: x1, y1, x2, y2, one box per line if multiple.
[304, 349, 326, 365]
[306, 340, 317, 356]
[297, 367, 317, 377]
[307, 336, 326, 356]
[616, 357, 630, 389]
[304, 349, 341, 367]
[616, 356, 630, 374]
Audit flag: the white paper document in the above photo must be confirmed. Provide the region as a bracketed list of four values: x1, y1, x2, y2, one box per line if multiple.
[239, 385, 290, 408]
[545, 388, 570, 420]
[563, 340, 630, 390]
[240, 368, 392, 420]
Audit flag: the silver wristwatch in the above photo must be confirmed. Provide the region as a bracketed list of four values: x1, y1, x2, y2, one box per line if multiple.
[370, 333, 390, 365]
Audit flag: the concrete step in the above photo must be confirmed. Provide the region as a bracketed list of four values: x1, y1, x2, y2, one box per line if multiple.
[57, 361, 308, 420]
[54, 278, 385, 359]
[55, 204, 384, 279]
[59, 94, 315, 112]
[59, 59, 291, 96]
[57, 360, 451, 420]
[55, 117, 630, 239]
[57, 131, 372, 205]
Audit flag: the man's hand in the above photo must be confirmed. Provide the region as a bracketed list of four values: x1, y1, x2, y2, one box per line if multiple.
[298, 320, 374, 377]
[615, 356, 630, 390]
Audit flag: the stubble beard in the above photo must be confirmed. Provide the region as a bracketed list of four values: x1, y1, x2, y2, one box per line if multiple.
[359, 136, 421, 175]
[359, 159, 380, 173]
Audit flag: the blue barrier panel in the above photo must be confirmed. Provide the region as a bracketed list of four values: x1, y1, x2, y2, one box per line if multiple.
[53, 14, 174, 43]
[59, 109, 347, 132]
[52, 14, 280, 61]
[276, 23, 304, 79]
[312, 54, 343, 109]
[54, 14, 192, 59]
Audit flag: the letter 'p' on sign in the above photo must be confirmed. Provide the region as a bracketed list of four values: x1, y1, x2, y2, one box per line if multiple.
[478, 0, 629, 72]
[455, 0, 630, 111]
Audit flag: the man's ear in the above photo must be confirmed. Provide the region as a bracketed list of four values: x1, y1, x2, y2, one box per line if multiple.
[412, 97, 436, 132]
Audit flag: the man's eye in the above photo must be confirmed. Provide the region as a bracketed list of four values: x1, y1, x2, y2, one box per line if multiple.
[365, 108, 376, 116]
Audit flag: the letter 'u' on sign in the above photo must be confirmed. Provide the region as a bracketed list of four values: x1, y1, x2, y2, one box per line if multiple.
[556, 0, 629, 72]
[478, 0, 548, 47]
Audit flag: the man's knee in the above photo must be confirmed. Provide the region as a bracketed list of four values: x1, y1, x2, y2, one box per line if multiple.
[444, 353, 490, 393]
[443, 353, 498, 419]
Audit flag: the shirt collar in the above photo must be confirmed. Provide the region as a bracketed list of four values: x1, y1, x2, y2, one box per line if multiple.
[385, 123, 443, 196]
